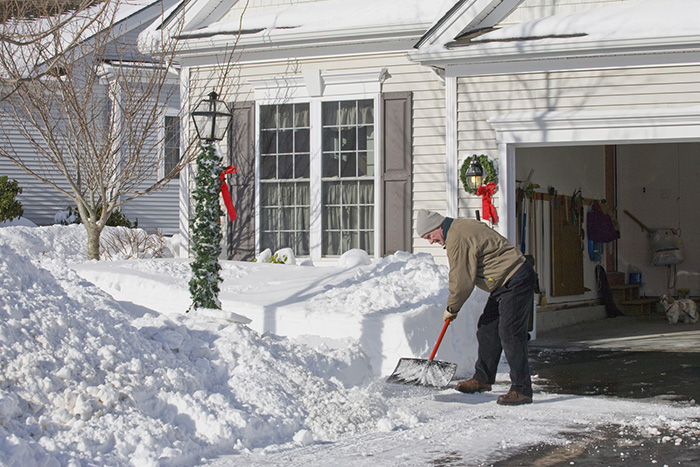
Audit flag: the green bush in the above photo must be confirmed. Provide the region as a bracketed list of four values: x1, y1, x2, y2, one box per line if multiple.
[103, 207, 138, 228]
[59, 205, 138, 228]
[253, 252, 288, 264]
[0, 176, 23, 223]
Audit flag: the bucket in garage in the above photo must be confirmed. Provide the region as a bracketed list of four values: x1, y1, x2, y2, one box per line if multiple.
[628, 265, 642, 285]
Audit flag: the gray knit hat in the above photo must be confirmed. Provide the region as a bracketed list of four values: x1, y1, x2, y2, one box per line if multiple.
[416, 209, 445, 237]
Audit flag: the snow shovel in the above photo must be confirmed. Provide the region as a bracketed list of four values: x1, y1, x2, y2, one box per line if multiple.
[386, 319, 457, 388]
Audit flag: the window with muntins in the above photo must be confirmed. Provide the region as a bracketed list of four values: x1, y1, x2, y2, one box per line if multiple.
[164, 115, 180, 179]
[322, 99, 374, 256]
[259, 103, 311, 255]
[258, 99, 375, 258]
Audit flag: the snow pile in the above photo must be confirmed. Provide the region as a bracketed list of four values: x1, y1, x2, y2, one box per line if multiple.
[0, 228, 417, 466]
[2, 224, 700, 466]
[74, 242, 485, 378]
[0, 224, 173, 262]
[308, 251, 449, 317]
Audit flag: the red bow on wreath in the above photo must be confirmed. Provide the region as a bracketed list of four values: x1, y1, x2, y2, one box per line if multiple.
[477, 182, 498, 224]
[219, 166, 239, 221]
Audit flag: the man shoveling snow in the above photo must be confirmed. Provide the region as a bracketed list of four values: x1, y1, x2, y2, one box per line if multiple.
[416, 209, 537, 405]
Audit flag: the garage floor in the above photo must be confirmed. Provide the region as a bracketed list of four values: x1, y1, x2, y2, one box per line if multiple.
[531, 314, 700, 353]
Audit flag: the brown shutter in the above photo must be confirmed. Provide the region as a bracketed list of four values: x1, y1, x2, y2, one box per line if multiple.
[227, 102, 255, 260]
[381, 92, 413, 256]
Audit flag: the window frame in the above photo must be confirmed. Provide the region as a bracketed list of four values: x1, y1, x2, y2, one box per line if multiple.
[258, 102, 312, 256]
[255, 94, 381, 261]
[159, 109, 181, 180]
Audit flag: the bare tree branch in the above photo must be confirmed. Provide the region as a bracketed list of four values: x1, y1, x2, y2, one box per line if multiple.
[0, 0, 202, 259]
[0, 0, 114, 95]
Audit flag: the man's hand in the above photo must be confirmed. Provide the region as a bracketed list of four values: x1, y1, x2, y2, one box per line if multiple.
[443, 307, 458, 322]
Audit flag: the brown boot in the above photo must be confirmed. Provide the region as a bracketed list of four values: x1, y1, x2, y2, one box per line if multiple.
[455, 378, 492, 393]
[497, 390, 533, 406]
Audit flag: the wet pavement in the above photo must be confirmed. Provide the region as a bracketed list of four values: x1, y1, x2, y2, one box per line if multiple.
[528, 314, 700, 403]
[530, 348, 700, 403]
[493, 423, 700, 466]
[494, 315, 700, 466]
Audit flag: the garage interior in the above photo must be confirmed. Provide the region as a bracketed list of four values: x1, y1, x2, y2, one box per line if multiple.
[514, 142, 700, 335]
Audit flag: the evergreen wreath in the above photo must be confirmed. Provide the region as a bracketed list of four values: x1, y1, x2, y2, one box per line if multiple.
[459, 154, 498, 195]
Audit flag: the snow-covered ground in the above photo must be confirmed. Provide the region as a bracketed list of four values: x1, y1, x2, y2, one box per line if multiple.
[1, 223, 699, 466]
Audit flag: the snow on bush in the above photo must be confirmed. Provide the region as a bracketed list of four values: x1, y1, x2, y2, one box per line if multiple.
[0, 224, 173, 262]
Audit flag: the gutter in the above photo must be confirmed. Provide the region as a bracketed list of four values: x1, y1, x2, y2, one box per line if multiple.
[173, 22, 432, 59]
[410, 34, 700, 68]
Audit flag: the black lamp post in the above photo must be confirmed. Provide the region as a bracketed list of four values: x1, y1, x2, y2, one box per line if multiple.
[191, 91, 232, 142]
[464, 155, 484, 192]
[187, 91, 233, 311]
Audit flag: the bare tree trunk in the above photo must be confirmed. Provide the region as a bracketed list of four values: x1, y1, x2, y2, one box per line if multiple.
[85, 222, 103, 260]
[74, 199, 107, 260]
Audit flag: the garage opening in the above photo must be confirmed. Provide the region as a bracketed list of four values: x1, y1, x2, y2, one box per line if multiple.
[515, 142, 700, 332]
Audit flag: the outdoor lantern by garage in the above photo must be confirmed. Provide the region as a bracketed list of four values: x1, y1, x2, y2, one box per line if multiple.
[464, 155, 484, 192]
[191, 91, 232, 142]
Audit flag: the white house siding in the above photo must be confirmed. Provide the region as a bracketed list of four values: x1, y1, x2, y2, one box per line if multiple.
[456, 64, 700, 155]
[187, 51, 446, 258]
[118, 82, 181, 235]
[0, 94, 91, 226]
[453, 63, 700, 297]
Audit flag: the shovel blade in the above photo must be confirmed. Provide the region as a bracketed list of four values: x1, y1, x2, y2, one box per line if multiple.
[386, 358, 457, 388]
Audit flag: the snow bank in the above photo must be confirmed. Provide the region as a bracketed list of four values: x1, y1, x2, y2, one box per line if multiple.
[3, 225, 700, 467]
[74, 247, 485, 378]
[0, 227, 418, 466]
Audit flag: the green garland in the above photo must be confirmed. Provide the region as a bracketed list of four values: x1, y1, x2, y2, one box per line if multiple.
[189, 142, 224, 311]
[459, 154, 498, 195]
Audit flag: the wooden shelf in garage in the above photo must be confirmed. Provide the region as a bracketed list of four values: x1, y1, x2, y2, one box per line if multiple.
[621, 298, 658, 316]
[610, 284, 658, 316]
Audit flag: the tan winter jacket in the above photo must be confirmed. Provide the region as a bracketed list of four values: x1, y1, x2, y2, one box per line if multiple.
[445, 218, 525, 313]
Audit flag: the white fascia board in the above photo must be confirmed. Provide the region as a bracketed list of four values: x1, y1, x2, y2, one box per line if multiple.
[412, 35, 700, 76]
[174, 29, 425, 66]
[489, 107, 700, 146]
[180, 0, 231, 32]
[177, 22, 429, 48]
[415, 0, 522, 50]
[177, 38, 419, 68]
[98, 61, 180, 85]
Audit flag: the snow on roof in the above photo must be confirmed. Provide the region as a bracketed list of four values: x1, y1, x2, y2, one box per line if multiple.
[0, 0, 166, 78]
[463, 0, 700, 47]
[180, 0, 458, 40]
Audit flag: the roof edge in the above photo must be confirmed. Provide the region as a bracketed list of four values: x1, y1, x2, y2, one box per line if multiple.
[414, 0, 522, 50]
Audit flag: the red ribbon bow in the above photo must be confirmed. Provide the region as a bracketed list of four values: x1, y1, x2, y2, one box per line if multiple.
[476, 182, 498, 224]
[219, 166, 239, 221]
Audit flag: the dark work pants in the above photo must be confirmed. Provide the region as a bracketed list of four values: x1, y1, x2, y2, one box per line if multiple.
[473, 261, 536, 397]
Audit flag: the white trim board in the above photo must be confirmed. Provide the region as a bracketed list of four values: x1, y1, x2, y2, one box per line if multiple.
[489, 107, 700, 145]
[247, 68, 388, 101]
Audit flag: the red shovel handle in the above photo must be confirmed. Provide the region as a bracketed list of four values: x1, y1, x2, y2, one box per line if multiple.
[429, 319, 451, 361]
